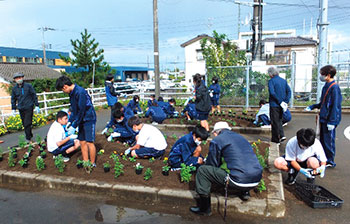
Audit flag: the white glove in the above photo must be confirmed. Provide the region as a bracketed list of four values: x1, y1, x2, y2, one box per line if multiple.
[280, 102, 288, 112]
[35, 106, 40, 114]
[69, 134, 78, 140]
[209, 92, 214, 98]
[344, 126, 350, 141]
[299, 168, 312, 178]
[111, 132, 121, 138]
[327, 124, 335, 131]
[316, 165, 326, 178]
[124, 148, 131, 155]
[107, 135, 113, 142]
[137, 111, 143, 115]
[67, 126, 76, 136]
[101, 128, 108, 135]
[66, 122, 72, 129]
[12, 110, 16, 116]
[304, 106, 311, 112]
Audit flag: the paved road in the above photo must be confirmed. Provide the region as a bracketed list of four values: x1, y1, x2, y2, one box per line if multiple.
[0, 110, 349, 223]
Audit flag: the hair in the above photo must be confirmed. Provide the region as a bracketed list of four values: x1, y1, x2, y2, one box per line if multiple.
[112, 102, 124, 112]
[188, 99, 194, 104]
[267, 66, 279, 77]
[106, 73, 114, 81]
[151, 94, 156, 98]
[296, 128, 316, 147]
[320, 65, 337, 78]
[128, 116, 142, 128]
[133, 95, 140, 102]
[168, 98, 175, 104]
[56, 111, 68, 121]
[193, 125, 209, 140]
[193, 73, 202, 86]
[259, 99, 267, 106]
[113, 109, 124, 119]
[55, 76, 73, 90]
[212, 76, 219, 84]
[152, 102, 158, 107]
[158, 96, 164, 102]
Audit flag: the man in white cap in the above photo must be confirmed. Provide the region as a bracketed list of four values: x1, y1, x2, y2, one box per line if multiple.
[11, 72, 40, 142]
[190, 121, 262, 216]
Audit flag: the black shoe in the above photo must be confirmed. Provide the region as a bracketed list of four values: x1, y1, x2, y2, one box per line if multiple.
[285, 171, 297, 185]
[280, 136, 287, 142]
[190, 195, 212, 216]
[326, 162, 336, 168]
[307, 177, 315, 184]
[239, 191, 250, 201]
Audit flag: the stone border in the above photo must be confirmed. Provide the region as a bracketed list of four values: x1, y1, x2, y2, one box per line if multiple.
[0, 142, 285, 218]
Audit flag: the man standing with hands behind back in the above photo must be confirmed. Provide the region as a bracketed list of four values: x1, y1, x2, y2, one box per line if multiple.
[267, 67, 291, 144]
[11, 72, 40, 143]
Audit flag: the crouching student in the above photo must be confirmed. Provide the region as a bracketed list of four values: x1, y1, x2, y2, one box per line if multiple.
[182, 99, 197, 120]
[190, 122, 262, 216]
[145, 102, 167, 124]
[47, 111, 80, 162]
[168, 125, 208, 169]
[164, 98, 179, 118]
[127, 116, 167, 158]
[274, 128, 327, 185]
[126, 95, 142, 115]
[107, 110, 135, 145]
[147, 94, 157, 108]
[254, 100, 292, 127]
[101, 102, 127, 135]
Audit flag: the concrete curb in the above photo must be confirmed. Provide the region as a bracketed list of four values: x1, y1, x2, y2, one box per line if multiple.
[0, 142, 285, 218]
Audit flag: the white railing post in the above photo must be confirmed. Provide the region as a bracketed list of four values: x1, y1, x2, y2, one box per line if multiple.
[43, 92, 48, 116]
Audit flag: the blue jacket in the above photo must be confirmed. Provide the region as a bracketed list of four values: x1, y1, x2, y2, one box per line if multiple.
[182, 103, 197, 119]
[145, 106, 167, 123]
[69, 84, 96, 128]
[105, 81, 118, 106]
[126, 99, 141, 113]
[206, 130, 262, 184]
[158, 101, 167, 111]
[11, 82, 39, 110]
[169, 132, 199, 168]
[209, 83, 220, 100]
[114, 117, 135, 138]
[310, 80, 342, 125]
[282, 109, 292, 123]
[147, 99, 158, 108]
[268, 76, 291, 107]
[163, 102, 175, 116]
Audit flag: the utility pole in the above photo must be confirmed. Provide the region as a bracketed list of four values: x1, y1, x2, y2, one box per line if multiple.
[252, 0, 263, 60]
[316, 0, 329, 103]
[38, 27, 55, 65]
[153, 0, 160, 98]
[238, 4, 241, 39]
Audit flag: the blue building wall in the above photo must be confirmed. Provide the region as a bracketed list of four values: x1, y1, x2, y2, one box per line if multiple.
[0, 46, 69, 59]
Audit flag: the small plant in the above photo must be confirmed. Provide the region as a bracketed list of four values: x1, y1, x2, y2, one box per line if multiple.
[264, 147, 270, 162]
[125, 143, 130, 148]
[256, 179, 266, 193]
[135, 162, 144, 175]
[40, 151, 47, 159]
[10, 147, 17, 158]
[103, 161, 111, 172]
[83, 160, 93, 173]
[148, 157, 155, 163]
[97, 149, 105, 155]
[162, 165, 170, 172]
[35, 134, 42, 144]
[144, 168, 153, 180]
[36, 156, 45, 171]
[8, 152, 16, 167]
[54, 155, 66, 173]
[114, 161, 124, 178]
[18, 159, 27, 168]
[129, 156, 136, 162]
[109, 153, 119, 163]
[171, 134, 178, 140]
[18, 135, 27, 148]
[163, 157, 168, 165]
[122, 154, 128, 161]
[180, 163, 193, 183]
[202, 140, 207, 145]
[76, 159, 83, 169]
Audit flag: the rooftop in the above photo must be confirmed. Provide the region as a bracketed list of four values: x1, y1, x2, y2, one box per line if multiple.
[263, 36, 317, 47]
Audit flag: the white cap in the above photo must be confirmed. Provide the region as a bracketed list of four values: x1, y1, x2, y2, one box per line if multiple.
[212, 121, 231, 133]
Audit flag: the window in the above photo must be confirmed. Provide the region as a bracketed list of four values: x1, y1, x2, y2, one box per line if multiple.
[25, 57, 35, 63]
[196, 50, 204, 61]
[6, 56, 23, 63]
[267, 49, 290, 65]
[46, 59, 55, 65]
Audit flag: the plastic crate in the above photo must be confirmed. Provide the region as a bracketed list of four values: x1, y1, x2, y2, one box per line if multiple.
[295, 182, 343, 208]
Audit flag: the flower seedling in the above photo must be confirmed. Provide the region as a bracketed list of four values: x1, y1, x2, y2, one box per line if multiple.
[18, 159, 27, 168]
[162, 165, 170, 175]
[148, 157, 155, 163]
[114, 161, 124, 178]
[8, 152, 16, 167]
[144, 168, 153, 181]
[76, 159, 83, 169]
[35, 134, 42, 144]
[103, 161, 111, 172]
[256, 179, 266, 193]
[129, 156, 136, 162]
[36, 156, 45, 171]
[18, 135, 26, 148]
[122, 154, 128, 161]
[163, 157, 168, 165]
[83, 160, 93, 174]
[171, 134, 178, 140]
[135, 162, 144, 170]
[54, 155, 66, 173]
[180, 163, 194, 183]
[110, 153, 119, 163]
[40, 151, 47, 159]
[97, 149, 105, 155]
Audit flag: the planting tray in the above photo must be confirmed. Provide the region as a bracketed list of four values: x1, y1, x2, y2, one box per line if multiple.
[295, 182, 343, 208]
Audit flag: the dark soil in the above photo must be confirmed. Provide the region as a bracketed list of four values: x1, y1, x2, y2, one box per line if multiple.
[0, 135, 269, 199]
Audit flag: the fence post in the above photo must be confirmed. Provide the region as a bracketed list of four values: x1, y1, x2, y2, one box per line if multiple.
[43, 92, 48, 116]
[290, 51, 296, 108]
[245, 64, 250, 109]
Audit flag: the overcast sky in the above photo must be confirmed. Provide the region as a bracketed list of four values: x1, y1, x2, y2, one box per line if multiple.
[0, 0, 349, 69]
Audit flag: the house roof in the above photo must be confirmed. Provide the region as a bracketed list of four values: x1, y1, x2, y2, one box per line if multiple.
[263, 36, 317, 47]
[0, 62, 63, 82]
[180, 34, 212, 48]
[0, 46, 69, 59]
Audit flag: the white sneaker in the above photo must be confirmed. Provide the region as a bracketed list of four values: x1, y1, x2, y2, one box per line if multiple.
[152, 122, 159, 125]
[63, 157, 70, 162]
[261, 125, 271, 129]
[283, 123, 288, 127]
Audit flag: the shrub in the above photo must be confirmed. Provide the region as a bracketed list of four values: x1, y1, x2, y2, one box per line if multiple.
[36, 156, 45, 171]
[180, 163, 193, 183]
[54, 155, 65, 173]
[114, 161, 124, 178]
[144, 168, 153, 180]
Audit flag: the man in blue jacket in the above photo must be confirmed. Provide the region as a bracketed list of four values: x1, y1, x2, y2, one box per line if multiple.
[169, 125, 208, 169]
[56, 76, 97, 171]
[267, 67, 291, 143]
[190, 122, 262, 216]
[11, 72, 40, 142]
[105, 74, 118, 120]
[305, 65, 342, 167]
[145, 102, 167, 124]
[107, 110, 135, 144]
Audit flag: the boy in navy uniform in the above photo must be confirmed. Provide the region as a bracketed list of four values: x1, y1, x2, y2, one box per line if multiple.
[105, 73, 118, 120]
[55, 76, 97, 169]
[209, 76, 221, 113]
[145, 102, 167, 124]
[107, 110, 135, 144]
[305, 65, 342, 167]
[126, 95, 142, 115]
[147, 94, 157, 108]
[182, 99, 197, 120]
[169, 126, 208, 169]
[163, 98, 178, 118]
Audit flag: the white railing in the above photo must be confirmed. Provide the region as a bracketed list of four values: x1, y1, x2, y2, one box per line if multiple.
[0, 86, 191, 126]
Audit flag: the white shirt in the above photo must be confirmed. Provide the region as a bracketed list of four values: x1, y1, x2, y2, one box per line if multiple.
[255, 103, 270, 123]
[285, 136, 327, 163]
[47, 121, 66, 152]
[137, 124, 167, 151]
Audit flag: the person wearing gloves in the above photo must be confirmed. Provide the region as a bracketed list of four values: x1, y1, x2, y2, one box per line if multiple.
[163, 98, 178, 118]
[106, 110, 135, 144]
[101, 102, 126, 135]
[47, 111, 80, 162]
[274, 128, 327, 185]
[145, 102, 167, 124]
[11, 72, 40, 142]
[168, 125, 208, 169]
[208, 76, 221, 114]
[267, 67, 291, 143]
[305, 65, 342, 168]
[126, 116, 167, 158]
[126, 95, 142, 115]
[182, 99, 197, 120]
[55, 76, 97, 169]
[190, 122, 262, 216]
[105, 73, 118, 120]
